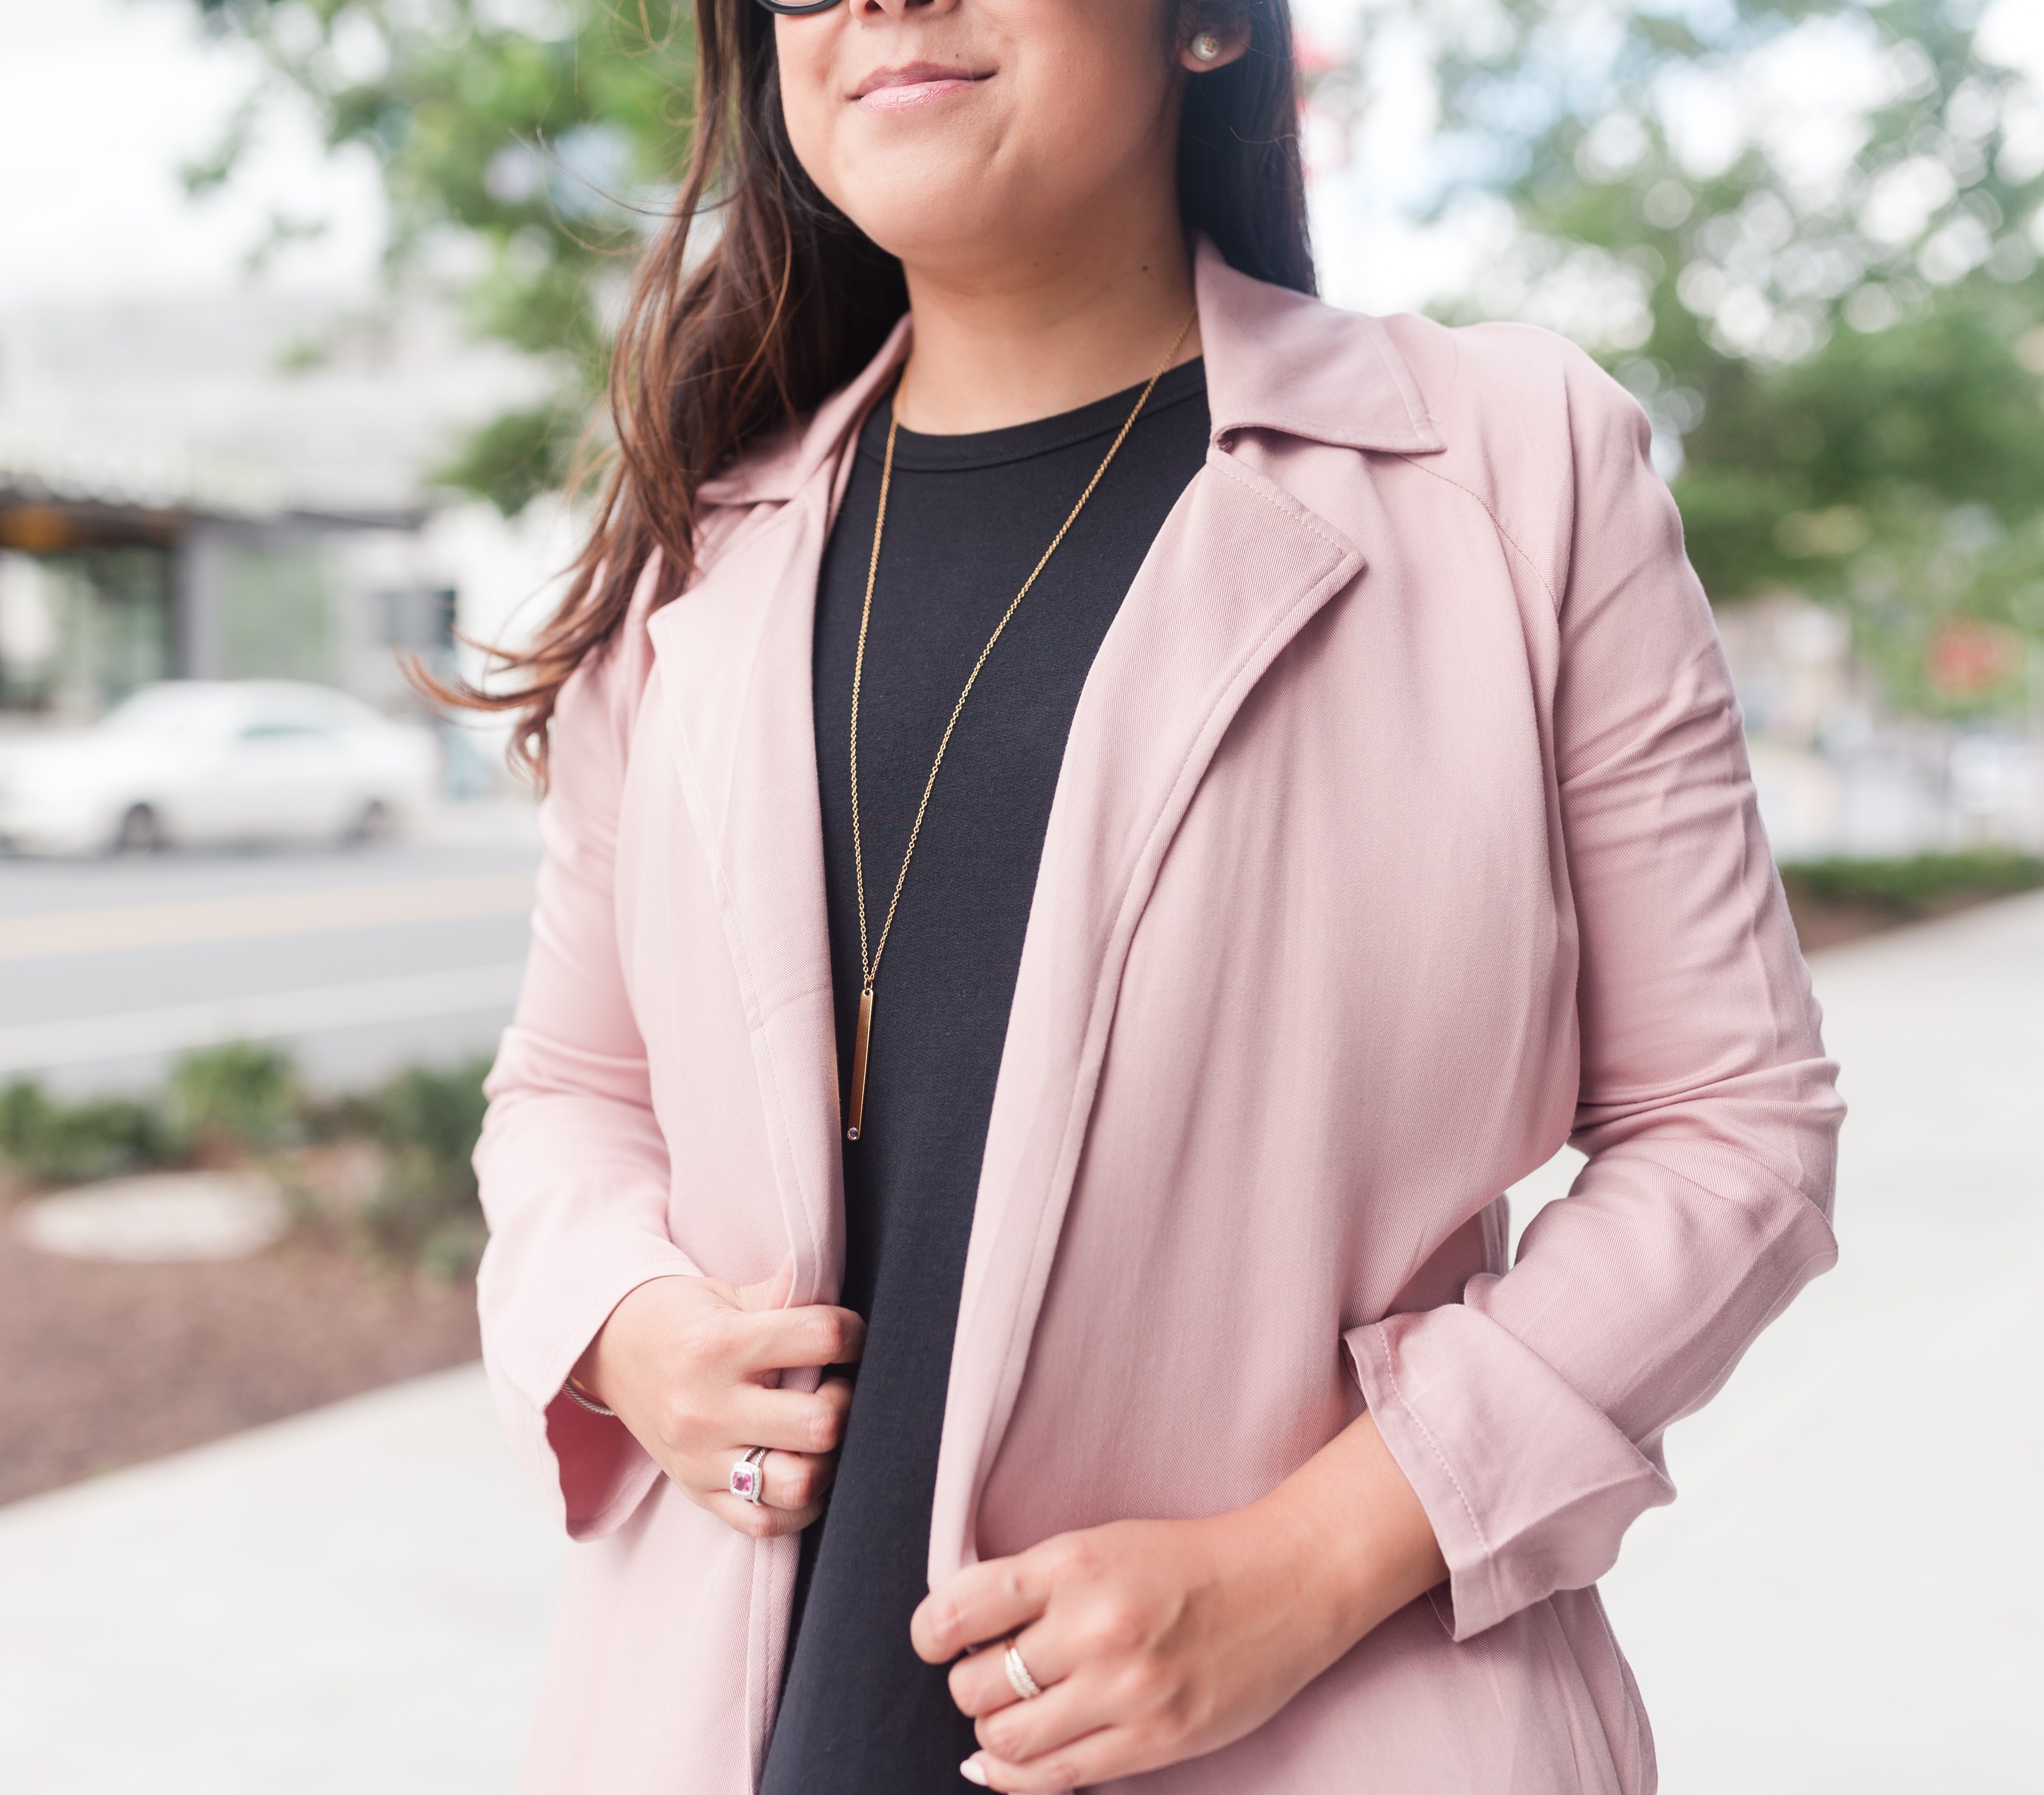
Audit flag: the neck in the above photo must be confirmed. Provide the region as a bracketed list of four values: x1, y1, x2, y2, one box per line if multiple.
[893, 216, 1202, 436]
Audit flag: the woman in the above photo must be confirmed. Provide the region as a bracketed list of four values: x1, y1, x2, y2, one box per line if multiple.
[468, 1, 1843, 1791]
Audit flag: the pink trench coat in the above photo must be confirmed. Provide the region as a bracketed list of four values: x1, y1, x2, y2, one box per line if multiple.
[475, 242, 1843, 1794]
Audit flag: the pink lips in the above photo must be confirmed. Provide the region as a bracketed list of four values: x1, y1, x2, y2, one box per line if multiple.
[853, 62, 988, 113]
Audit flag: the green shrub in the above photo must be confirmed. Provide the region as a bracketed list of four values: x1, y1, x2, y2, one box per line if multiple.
[1780, 850, 2044, 920]
[0, 1080, 165, 1186]
[164, 1042, 302, 1154]
[0, 1046, 495, 1279]
[360, 1057, 493, 1280]
[371, 1058, 492, 1171]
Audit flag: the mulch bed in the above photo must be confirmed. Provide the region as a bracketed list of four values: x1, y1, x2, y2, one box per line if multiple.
[0, 1217, 479, 1507]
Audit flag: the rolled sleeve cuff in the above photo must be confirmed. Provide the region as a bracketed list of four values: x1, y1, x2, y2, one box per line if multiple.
[1344, 1305, 1674, 1641]
[481, 1237, 704, 1542]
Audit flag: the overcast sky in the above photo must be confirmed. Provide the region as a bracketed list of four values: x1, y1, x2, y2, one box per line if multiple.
[0, 0, 386, 309]
[0, 0, 2039, 317]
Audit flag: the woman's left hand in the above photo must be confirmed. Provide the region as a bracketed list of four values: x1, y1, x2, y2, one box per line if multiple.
[910, 1414, 1448, 1792]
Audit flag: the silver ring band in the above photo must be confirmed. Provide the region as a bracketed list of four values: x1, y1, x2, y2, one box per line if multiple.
[560, 1376, 616, 1419]
[1003, 1640, 1044, 1702]
[729, 1446, 769, 1506]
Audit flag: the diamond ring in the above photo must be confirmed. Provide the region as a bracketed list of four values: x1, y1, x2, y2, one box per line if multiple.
[1003, 1640, 1044, 1701]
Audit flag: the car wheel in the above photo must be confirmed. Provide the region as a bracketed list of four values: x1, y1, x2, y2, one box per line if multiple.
[347, 799, 394, 845]
[114, 804, 165, 854]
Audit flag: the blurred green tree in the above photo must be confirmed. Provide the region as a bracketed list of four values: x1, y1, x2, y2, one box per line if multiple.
[187, 0, 696, 514]
[1327, 0, 2044, 714]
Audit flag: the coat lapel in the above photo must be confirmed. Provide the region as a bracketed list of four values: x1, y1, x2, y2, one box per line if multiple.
[926, 243, 1444, 1582]
[646, 496, 841, 1305]
[643, 327, 907, 1308]
[926, 449, 1367, 1582]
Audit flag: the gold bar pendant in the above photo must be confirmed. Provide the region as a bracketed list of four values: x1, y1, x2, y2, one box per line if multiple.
[846, 986, 874, 1142]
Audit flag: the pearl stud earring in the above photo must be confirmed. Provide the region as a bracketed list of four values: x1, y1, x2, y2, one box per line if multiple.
[1191, 30, 1222, 62]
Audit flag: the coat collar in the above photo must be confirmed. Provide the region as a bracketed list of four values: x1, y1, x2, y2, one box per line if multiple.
[926, 445, 1367, 1584]
[1192, 238, 1443, 455]
[694, 239, 1441, 512]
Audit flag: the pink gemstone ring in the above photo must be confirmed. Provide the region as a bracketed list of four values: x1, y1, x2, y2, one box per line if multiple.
[729, 1446, 769, 1505]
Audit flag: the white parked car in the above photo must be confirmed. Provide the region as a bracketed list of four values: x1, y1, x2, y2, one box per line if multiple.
[0, 681, 442, 855]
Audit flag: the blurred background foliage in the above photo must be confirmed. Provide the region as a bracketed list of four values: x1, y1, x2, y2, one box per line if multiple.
[1322, 0, 2044, 715]
[186, 0, 2044, 714]
[0, 1083, 164, 1187]
[0, 1045, 493, 1281]
[1779, 843, 2044, 914]
[350, 1059, 492, 1280]
[188, 0, 696, 513]
[164, 1039, 302, 1155]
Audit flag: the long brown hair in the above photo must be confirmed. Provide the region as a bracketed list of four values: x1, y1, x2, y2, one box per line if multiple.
[452, 0, 1312, 777]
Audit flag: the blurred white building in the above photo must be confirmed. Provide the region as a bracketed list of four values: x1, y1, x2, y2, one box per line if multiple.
[0, 290, 575, 775]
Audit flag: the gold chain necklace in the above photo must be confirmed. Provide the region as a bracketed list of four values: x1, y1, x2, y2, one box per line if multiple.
[843, 310, 1197, 1142]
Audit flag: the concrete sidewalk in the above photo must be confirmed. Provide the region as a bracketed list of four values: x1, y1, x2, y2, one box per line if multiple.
[1, 896, 2038, 1792]
[1599, 890, 2044, 1793]
[0, 1367, 562, 1795]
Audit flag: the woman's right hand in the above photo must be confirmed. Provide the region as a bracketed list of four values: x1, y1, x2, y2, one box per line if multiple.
[572, 1272, 864, 1539]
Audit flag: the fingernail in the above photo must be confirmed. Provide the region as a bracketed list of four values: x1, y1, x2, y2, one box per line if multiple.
[959, 1757, 990, 1787]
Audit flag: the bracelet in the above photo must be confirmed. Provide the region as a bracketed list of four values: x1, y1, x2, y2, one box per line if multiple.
[561, 1373, 617, 1419]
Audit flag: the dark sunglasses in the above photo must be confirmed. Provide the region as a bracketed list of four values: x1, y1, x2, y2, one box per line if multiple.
[755, 0, 844, 12]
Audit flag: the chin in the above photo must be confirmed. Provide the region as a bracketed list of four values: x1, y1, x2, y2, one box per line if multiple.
[812, 110, 1038, 252]
[857, 212, 1009, 274]
[836, 162, 1069, 275]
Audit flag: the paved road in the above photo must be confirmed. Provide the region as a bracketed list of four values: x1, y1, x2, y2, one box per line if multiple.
[0, 895, 2036, 1792]
[0, 804, 540, 1097]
